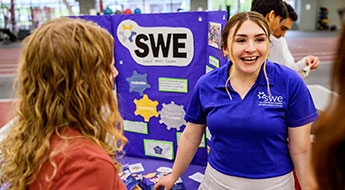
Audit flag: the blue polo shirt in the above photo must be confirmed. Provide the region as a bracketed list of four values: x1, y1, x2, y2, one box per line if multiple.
[185, 60, 318, 179]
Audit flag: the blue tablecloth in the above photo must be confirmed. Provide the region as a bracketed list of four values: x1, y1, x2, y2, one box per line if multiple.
[123, 156, 206, 190]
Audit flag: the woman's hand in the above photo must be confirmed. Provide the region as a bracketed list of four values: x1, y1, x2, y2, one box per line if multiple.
[154, 122, 206, 190]
[154, 174, 177, 190]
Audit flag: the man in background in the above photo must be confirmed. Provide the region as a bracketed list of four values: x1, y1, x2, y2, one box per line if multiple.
[251, 0, 288, 34]
[268, 2, 320, 78]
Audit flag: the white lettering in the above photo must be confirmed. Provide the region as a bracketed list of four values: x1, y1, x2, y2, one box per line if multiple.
[268, 96, 278, 102]
[131, 81, 146, 85]
[277, 96, 283, 102]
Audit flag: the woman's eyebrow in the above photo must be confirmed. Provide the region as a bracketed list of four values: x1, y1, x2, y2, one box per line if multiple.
[235, 34, 247, 37]
[235, 33, 266, 37]
[255, 33, 266, 37]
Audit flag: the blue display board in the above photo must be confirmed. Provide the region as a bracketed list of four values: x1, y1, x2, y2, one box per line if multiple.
[78, 11, 227, 166]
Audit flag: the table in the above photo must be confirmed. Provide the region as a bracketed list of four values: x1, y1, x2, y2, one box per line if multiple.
[123, 156, 206, 190]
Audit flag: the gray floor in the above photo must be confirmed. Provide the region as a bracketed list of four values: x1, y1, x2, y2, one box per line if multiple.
[0, 40, 21, 99]
[285, 30, 339, 39]
[286, 30, 335, 89]
[0, 41, 22, 49]
[0, 76, 16, 99]
[304, 63, 331, 89]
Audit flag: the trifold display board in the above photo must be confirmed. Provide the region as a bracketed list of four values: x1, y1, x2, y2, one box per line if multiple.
[78, 11, 227, 166]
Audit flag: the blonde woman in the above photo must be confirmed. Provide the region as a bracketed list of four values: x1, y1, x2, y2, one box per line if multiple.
[155, 11, 318, 190]
[0, 17, 127, 190]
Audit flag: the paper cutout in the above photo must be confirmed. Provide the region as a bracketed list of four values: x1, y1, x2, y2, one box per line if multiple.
[209, 56, 220, 68]
[188, 172, 204, 183]
[124, 120, 148, 134]
[126, 70, 151, 95]
[128, 163, 145, 173]
[156, 167, 172, 173]
[134, 94, 159, 122]
[144, 139, 174, 160]
[206, 126, 212, 141]
[143, 173, 157, 178]
[206, 65, 213, 73]
[122, 23, 133, 30]
[118, 23, 134, 43]
[158, 101, 186, 131]
[118, 31, 127, 42]
[128, 31, 137, 43]
[158, 77, 188, 93]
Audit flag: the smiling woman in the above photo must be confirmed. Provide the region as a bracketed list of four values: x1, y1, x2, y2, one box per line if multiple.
[221, 12, 270, 100]
[227, 20, 268, 73]
[154, 11, 318, 190]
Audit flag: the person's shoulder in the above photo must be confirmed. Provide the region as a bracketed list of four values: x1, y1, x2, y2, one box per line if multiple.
[31, 129, 120, 189]
[52, 128, 115, 166]
[67, 139, 113, 164]
[269, 36, 284, 61]
[279, 37, 288, 44]
[270, 35, 280, 42]
[270, 35, 282, 46]
[54, 135, 118, 181]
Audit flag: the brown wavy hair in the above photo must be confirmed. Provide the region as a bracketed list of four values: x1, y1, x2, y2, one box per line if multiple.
[0, 17, 127, 189]
[312, 20, 345, 190]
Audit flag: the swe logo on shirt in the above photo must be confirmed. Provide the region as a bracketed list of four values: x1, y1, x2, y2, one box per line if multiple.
[257, 92, 283, 107]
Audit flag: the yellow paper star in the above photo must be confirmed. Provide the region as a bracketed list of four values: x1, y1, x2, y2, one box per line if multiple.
[134, 94, 159, 122]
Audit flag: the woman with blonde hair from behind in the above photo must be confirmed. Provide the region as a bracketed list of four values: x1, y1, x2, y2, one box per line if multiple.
[312, 20, 345, 190]
[0, 17, 127, 189]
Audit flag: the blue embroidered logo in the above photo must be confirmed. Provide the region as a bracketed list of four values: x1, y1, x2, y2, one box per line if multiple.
[257, 92, 283, 107]
[154, 146, 163, 155]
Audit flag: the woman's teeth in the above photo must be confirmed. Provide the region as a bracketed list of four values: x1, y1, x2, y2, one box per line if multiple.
[242, 57, 257, 61]
[241, 57, 258, 64]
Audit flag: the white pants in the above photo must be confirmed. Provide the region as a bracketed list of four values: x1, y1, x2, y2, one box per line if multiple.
[198, 163, 294, 190]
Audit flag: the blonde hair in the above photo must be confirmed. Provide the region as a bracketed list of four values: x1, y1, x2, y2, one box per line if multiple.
[0, 17, 127, 189]
[221, 11, 271, 100]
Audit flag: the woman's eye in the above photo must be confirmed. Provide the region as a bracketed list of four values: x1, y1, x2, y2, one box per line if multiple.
[256, 38, 266, 42]
[236, 39, 245, 43]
